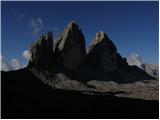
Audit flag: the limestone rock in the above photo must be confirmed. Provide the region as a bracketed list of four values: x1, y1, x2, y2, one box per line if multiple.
[87, 31, 117, 72]
[29, 32, 54, 69]
[54, 21, 86, 71]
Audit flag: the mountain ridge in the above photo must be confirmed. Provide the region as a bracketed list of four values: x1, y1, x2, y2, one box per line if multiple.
[27, 21, 154, 83]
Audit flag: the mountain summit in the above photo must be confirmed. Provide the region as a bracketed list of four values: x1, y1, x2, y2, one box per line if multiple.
[29, 32, 54, 69]
[54, 21, 86, 71]
[87, 31, 117, 72]
[26, 21, 154, 83]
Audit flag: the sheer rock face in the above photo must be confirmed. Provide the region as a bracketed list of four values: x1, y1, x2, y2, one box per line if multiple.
[87, 31, 117, 72]
[116, 53, 128, 70]
[29, 32, 54, 69]
[54, 21, 86, 71]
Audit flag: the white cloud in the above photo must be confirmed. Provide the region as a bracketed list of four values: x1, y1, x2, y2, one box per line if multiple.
[1, 55, 10, 71]
[22, 50, 31, 61]
[11, 59, 21, 70]
[1, 55, 22, 71]
[127, 53, 143, 68]
[29, 17, 43, 35]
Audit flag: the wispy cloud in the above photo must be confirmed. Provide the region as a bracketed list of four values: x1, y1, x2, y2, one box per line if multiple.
[11, 8, 26, 20]
[28, 17, 44, 36]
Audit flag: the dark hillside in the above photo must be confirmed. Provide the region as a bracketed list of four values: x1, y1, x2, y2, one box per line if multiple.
[2, 69, 158, 119]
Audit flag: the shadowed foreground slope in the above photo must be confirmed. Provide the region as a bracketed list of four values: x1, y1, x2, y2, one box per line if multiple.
[2, 69, 158, 119]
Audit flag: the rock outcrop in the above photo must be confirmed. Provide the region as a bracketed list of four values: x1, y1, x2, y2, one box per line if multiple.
[54, 21, 86, 71]
[86, 31, 117, 72]
[29, 32, 54, 69]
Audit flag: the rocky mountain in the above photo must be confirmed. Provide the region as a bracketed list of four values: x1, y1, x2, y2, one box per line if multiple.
[127, 53, 159, 78]
[27, 21, 154, 84]
[2, 21, 158, 118]
[86, 31, 117, 72]
[29, 32, 54, 69]
[54, 21, 86, 71]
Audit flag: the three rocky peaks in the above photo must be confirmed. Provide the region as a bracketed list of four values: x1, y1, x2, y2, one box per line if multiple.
[28, 21, 153, 83]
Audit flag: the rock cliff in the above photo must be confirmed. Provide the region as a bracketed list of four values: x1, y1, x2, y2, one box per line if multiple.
[54, 21, 86, 71]
[29, 32, 54, 69]
[87, 31, 117, 72]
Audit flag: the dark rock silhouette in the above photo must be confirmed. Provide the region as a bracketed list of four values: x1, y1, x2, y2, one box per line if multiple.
[26, 21, 154, 83]
[86, 31, 117, 72]
[29, 32, 54, 69]
[54, 21, 86, 71]
[116, 53, 128, 70]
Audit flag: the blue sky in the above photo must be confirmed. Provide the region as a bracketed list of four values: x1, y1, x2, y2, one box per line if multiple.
[1, 1, 159, 66]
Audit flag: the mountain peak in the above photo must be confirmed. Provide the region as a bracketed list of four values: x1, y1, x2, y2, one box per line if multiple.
[66, 21, 79, 32]
[89, 31, 117, 53]
[68, 20, 77, 26]
[91, 31, 109, 45]
[86, 31, 118, 72]
[29, 32, 54, 68]
[96, 31, 107, 39]
[54, 21, 86, 71]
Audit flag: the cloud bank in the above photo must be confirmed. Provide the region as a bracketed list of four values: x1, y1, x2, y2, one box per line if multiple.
[11, 58, 21, 70]
[1, 55, 11, 71]
[1, 55, 21, 71]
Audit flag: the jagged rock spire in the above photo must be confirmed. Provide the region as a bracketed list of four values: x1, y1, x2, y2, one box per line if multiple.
[87, 31, 117, 72]
[89, 31, 117, 53]
[54, 21, 86, 71]
[29, 32, 54, 69]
